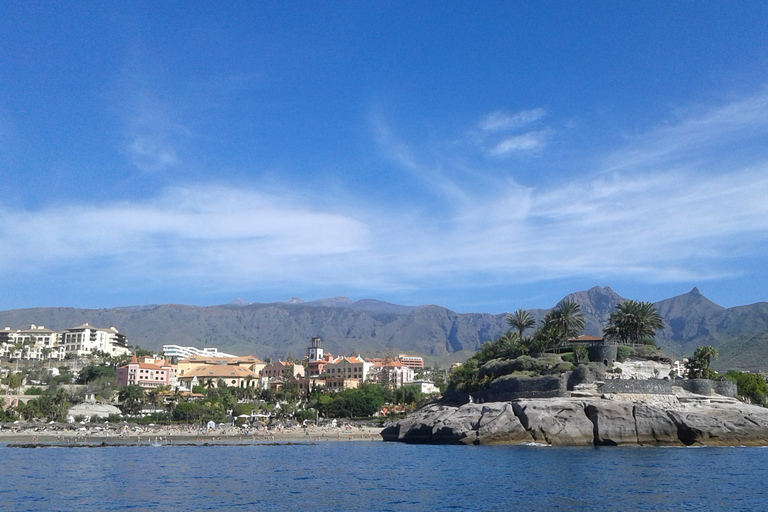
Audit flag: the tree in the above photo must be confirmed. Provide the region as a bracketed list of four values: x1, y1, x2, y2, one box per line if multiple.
[118, 384, 146, 415]
[573, 345, 589, 364]
[474, 332, 520, 363]
[41, 346, 54, 368]
[77, 364, 116, 384]
[506, 308, 537, 340]
[536, 302, 584, 353]
[687, 345, 719, 379]
[604, 300, 664, 345]
[724, 371, 768, 405]
[546, 301, 585, 338]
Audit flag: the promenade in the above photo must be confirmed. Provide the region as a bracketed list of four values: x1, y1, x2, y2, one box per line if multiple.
[0, 423, 384, 446]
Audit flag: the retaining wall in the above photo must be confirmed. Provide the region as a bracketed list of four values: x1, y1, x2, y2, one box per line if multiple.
[597, 379, 674, 395]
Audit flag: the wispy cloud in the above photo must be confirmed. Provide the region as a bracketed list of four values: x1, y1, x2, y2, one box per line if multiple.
[478, 108, 546, 132]
[3, 90, 768, 301]
[489, 129, 550, 157]
[471, 107, 550, 158]
[0, 186, 369, 286]
[123, 92, 189, 173]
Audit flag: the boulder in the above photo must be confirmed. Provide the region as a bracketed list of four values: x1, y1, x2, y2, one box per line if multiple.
[585, 401, 637, 446]
[512, 399, 594, 446]
[668, 405, 768, 446]
[634, 404, 680, 445]
[431, 403, 485, 444]
[396, 404, 456, 443]
[476, 403, 534, 445]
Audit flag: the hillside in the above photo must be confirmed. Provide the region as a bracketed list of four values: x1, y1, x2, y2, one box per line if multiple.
[713, 332, 768, 373]
[1, 287, 767, 366]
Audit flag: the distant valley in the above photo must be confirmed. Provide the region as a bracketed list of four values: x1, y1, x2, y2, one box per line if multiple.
[1, 286, 767, 370]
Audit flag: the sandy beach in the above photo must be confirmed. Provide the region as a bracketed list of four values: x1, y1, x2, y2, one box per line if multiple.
[0, 424, 385, 447]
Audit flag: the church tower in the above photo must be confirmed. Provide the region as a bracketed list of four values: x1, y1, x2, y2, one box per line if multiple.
[307, 336, 324, 362]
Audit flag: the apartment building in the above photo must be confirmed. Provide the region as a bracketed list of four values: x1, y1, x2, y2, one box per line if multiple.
[61, 323, 131, 358]
[162, 345, 235, 359]
[117, 356, 173, 389]
[0, 325, 64, 361]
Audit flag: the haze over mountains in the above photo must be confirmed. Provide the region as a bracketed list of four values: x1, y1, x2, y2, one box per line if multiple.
[1, 286, 767, 369]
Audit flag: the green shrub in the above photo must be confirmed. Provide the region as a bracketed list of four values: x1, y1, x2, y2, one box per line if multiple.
[553, 362, 575, 373]
[617, 345, 633, 362]
[724, 371, 768, 405]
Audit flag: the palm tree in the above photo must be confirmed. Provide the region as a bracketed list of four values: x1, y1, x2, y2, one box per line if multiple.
[542, 301, 585, 352]
[506, 308, 537, 340]
[41, 347, 53, 369]
[604, 300, 664, 345]
[696, 345, 718, 370]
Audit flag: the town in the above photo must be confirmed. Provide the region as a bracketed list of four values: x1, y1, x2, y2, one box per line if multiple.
[0, 323, 445, 431]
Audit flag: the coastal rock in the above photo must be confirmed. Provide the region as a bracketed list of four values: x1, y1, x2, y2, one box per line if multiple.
[382, 398, 768, 447]
[511, 399, 594, 446]
[476, 403, 534, 445]
[634, 404, 680, 445]
[585, 401, 637, 446]
[668, 406, 768, 446]
[431, 403, 485, 444]
[395, 404, 456, 443]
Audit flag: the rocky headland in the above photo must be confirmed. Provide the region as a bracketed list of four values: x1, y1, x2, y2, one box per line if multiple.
[381, 390, 768, 447]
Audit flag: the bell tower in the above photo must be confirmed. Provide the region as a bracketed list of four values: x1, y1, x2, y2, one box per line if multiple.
[307, 336, 324, 362]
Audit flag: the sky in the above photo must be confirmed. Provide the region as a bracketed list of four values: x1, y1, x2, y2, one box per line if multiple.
[2, 2, 768, 314]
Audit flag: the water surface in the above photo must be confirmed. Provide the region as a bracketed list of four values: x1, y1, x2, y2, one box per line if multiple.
[1, 443, 766, 511]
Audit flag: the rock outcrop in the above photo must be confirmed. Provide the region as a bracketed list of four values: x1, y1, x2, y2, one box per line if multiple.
[381, 397, 768, 446]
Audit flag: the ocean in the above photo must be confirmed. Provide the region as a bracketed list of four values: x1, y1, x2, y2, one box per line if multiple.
[1, 442, 766, 511]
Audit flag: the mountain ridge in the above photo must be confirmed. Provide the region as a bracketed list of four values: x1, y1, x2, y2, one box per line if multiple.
[2, 286, 767, 367]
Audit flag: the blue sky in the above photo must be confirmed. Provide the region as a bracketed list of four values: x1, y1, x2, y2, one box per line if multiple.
[2, 2, 768, 313]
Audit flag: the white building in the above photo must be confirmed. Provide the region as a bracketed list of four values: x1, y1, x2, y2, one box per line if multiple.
[405, 379, 440, 394]
[61, 323, 131, 358]
[369, 360, 415, 389]
[162, 345, 235, 359]
[0, 325, 64, 362]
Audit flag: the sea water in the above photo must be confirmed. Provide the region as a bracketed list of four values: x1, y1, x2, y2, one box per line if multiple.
[1, 442, 766, 511]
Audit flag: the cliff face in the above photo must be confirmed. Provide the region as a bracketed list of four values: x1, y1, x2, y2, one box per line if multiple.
[381, 398, 768, 447]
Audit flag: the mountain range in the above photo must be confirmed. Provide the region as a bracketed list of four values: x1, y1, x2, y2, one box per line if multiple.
[1, 286, 767, 370]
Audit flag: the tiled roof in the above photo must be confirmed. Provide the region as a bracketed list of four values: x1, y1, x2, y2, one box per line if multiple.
[179, 355, 264, 365]
[119, 362, 167, 371]
[568, 335, 603, 341]
[179, 365, 258, 379]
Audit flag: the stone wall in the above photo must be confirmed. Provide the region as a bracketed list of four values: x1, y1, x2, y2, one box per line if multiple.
[713, 380, 737, 398]
[443, 374, 568, 404]
[443, 373, 736, 405]
[597, 378, 737, 397]
[677, 379, 712, 396]
[597, 379, 674, 395]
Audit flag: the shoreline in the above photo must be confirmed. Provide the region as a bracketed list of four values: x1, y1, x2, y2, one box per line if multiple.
[0, 425, 384, 447]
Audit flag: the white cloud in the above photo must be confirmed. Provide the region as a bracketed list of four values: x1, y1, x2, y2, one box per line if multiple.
[4, 90, 768, 300]
[0, 186, 369, 285]
[472, 108, 550, 158]
[478, 108, 546, 132]
[116, 79, 191, 173]
[489, 130, 549, 156]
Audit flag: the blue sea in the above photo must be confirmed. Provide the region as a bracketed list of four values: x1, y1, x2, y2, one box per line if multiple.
[1, 442, 767, 511]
